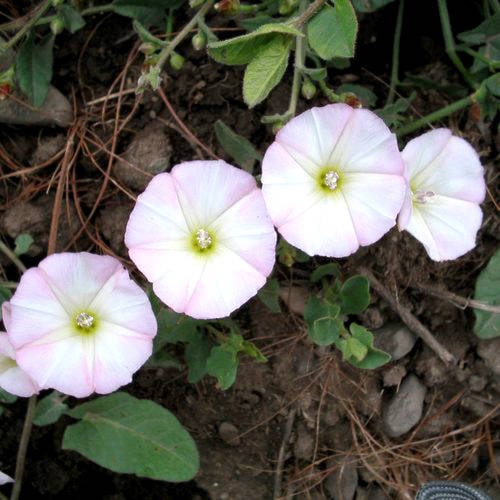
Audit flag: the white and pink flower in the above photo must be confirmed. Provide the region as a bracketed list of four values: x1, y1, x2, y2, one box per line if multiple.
[0, 333, 37, 397]
[3, 252, 157, 398]
[125, 160, 277, 319]
[0, 470, 14, 486]
[398, 128, 486, 261]
[261, 104, 406, 257]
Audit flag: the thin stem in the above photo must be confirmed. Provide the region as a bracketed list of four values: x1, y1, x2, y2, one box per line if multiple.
[437, 0, 476, 88]
[0, 0, 52, 54]
[318, 79, 341, 102]
[396, 94, 473, 136]
[288, 9, 307, 118]
[10, 395, 37, 500]
[0, 281, 18, 289]
[293, 0, 327, 28]
[490, 0, 500, 12]
[458, 45, 500, 71]
[154, 1, 213, 72]
[0, 241, 27, 273]
[386, 0, 404, 105]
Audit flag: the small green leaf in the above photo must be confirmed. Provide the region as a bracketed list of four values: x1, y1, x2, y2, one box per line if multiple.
[299, 66, 328, 81]
[14, 233, 33, 256]
[206, 347, 238, 390]
[339, 275, 370, 315]
[185, 332, 213, 383]
[146, 349, 183, 370]
[208, 23, 301, 65]
[376, 92, 415, 127]
[59, 5, 86, 34]
[243, 35, 292, 108]
[346, 323, 391, 369]
[63, 392, 199, 482]
[15, 34, 54, 107]
[351, 0, 395, 12]
[474, 249, 500, 339]
[241, 339, 267, 363]
[0, 388, 17, 404]
[311, 263, 341, 283]
[257, 278, 281, 313]
[33, 391, 68, 426]
[304, 297, 342, 346]
[111, 0, 178, 25]
[133, 19, 165, 47]
[307, 0, 358, 60]
[214, 120, 262, 172]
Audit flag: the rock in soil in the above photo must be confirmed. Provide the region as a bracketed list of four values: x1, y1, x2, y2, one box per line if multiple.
[278, 286, 309, 316]
[114, 122, 172, 191]
[382, 374, 427, 438]
[382, 364, 406, 387]
[96, 203, 133, 255]
[0, 88, 73, 127]
[30, 134, 66, 165]
[1, 196, 80, 256]
[324, 458, 358, 500]
[373, 323, 417, 361]
[218, 422, 240, 446]
[477, 338, 500, 376]
[294, 423, 315, 460]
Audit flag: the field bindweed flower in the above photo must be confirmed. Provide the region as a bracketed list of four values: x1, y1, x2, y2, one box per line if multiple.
[398, 129, 486, 261]
[125, 160, 277, 319]
[3, 253, 157, 398]
[0, 333, 38, 397]
[261, 104, 406, 257]
[0, 470, 14, 485]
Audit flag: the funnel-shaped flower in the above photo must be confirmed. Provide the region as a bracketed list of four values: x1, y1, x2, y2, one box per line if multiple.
[0, 471, 13, 486]
[3, 252, 157, 398]
[398, 129, 485, 261]
[0, 333, 38, 397]
[261, 104, 405, 257]
[125, 160, 277, 319]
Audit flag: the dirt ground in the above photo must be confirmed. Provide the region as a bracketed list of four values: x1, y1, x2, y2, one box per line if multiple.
[0, 1, 499, 499]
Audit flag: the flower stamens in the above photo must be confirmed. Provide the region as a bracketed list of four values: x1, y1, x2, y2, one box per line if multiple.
[413, 190, 435, 204]
[195, 229, 212, 250]
[75, 312, 94, 329]
[323, 171, 340, 191]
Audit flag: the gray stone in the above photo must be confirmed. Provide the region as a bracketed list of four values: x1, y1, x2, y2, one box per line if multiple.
[114, 123, 171, 191]
[218, 422, 240, 446]
[324, 458, 358, 500]
[382, 374, 427, 437]
[382, 364, 406, 387]
[477, 338, 500, 376]
[293, 424, 314, 460]
[30, 134, 66, 165]
[96, 204, 133, 255]
[469, 374, 487, 392]
[279, 286, 308, 316]
[373, 323, 417, 361]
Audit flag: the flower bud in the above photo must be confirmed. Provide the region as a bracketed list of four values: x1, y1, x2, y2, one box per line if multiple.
[192, 31, 207, 51]
[138, 42, 157, 55]
[301, 78, 316, 100]
[190, 0, 206, 7]
[170, 52, 185, 70]
[342, 92, 362, 108]
[50, 17, 65, 36]
[0, 83, 11, 101]
[214, 0, 240, 14]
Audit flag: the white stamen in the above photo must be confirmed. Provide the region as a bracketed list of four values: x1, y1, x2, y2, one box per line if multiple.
[76, 312, 94, 328]
[323, 171, 339, 190]
[414, 190, 435, 204]
[196, 229, 212, 249]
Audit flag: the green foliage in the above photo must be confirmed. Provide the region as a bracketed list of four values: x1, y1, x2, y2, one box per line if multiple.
[214, 120, 262, 172]
[33, 391, 68, 426]
[336, 83, 377, 107]
[475, 73, 500, 121]
[111, 0, 180, 25]
[339, 275, 370, 315]
[59, 5, 86, 34]
[474, 250, 500, 339]
[376, 92, 416, 127]
[307, 0, 358, 60]
[257, 277, 282, 313]
[14, 233, 33, 256]
[277, 239, 310, 267]
[351, 0, 395, 12]
[63, 392, 199, 482]
[0, 388, 16, 404]
[311, 263, 341, 283]
[243, 35, 293, 107]
[15, 34, 54, 107]
[304, 297, 341, 345]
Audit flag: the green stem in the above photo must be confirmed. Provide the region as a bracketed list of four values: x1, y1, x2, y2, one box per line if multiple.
[293, 0, 327, 28]
[154, 0, 213, 73]
[458, 46, 500, 71]
[437, 0, 476, 89]
[0, 0, 52, 54]
[0, 281, 18, 289]
[10, 396, 37, 500]
[318, 79, 341, 102]
[490, 0, 500, 12]
[287, 10, 306, 118]
[396, 94, 473, 136]
[386, 0, 404, 105]
[0, 241, 27, 274]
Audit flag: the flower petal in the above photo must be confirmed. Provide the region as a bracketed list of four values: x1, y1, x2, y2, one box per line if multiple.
[0, 471, 14, 485]
[405, 196, 483, 261]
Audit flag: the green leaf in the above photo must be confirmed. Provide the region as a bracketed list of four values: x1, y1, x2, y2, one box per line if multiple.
[376, 92, 415, 127]
[0, 388, 16, 404]
[206, 347, 238, 390]
[33, 391, 68, 426]
[243, 35, 292, 108]
[474, 250, 500, 339]
[311, 263, 341, 283]
[304, 297, 342, 346]
[63, 392, 199, 482]
[257, 278, 281, 313]
[214, 120, 261, 172]
[339, 275, 370, 315]
[208, 23, 301, 65]
[59, 5, 86, 34]
[307, 0, 358, 60]
[351, 0, 394, 12]
[348, 348, 391, 369]
[299, 66, 328, 81]
[133, 19, 165, 47]
[14, 233, 33, 256]
[111, 0, 177, 25]
[15, 34, 54, 107]
[337, 83, 377, 107]
[346, 323, 391, 369]
[147, 349, 183, 370]
[185, 332, 213, 383]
